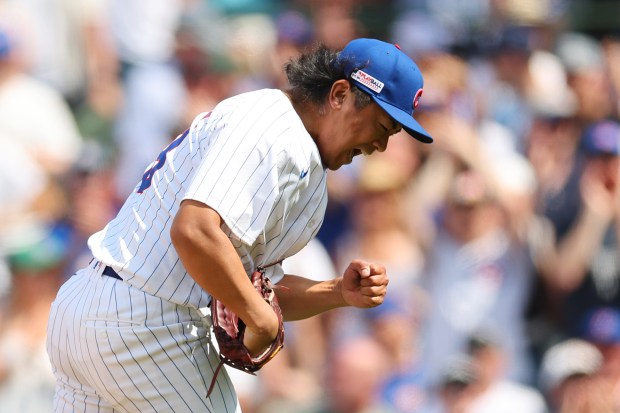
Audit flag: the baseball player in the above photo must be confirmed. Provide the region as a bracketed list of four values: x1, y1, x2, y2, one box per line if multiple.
[46, 38, 433, 412]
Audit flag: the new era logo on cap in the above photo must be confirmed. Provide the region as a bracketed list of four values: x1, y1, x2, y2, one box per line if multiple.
[338, 38, 433, 143]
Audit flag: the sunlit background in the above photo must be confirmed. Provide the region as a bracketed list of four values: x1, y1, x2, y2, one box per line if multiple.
[1, 0, 620, 412]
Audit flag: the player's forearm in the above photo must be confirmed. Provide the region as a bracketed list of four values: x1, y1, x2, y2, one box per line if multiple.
[275, 274, 346, 321]
[171, 200, 275, 333]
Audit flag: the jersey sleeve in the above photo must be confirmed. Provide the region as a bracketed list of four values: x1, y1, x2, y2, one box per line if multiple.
[183, 103, 286, 247]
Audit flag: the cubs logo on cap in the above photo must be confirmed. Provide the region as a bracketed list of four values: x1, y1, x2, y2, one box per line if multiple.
[338, 38, 433, 144]
[413, 89, 423, 110]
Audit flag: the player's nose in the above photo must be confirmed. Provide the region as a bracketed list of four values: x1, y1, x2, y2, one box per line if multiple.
[373, 136, 389, 152]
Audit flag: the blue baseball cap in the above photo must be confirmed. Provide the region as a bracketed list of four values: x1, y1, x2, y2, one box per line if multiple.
[581, 120, 620, 156]
[338, 38, 433, 144]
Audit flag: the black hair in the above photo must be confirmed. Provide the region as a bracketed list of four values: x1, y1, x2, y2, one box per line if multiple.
[284, 42, 372, 110]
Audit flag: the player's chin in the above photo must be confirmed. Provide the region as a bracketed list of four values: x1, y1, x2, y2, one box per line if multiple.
[327, 156, 350, 170]
[332, 150, 360, 170]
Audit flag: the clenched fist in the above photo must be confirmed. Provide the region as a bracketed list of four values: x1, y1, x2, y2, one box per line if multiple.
[340, 259, 389, 308]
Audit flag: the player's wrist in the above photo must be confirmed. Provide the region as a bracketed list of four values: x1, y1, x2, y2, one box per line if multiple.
[243, 300, 279, 335]
[332, 277, 349, 308]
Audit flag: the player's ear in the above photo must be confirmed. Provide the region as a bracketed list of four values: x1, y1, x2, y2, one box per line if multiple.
[328, 79, 350, 109]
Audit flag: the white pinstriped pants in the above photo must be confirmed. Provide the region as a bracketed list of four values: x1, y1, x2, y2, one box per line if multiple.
[46, 261, 241, 413]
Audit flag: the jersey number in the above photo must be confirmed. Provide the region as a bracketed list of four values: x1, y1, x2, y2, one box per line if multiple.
[137, 129, 189, 193]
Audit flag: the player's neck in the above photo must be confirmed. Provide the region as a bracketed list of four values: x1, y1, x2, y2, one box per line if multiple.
[285, 91, 321, 143]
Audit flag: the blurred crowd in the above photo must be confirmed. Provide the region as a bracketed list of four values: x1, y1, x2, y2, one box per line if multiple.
[1, 0, 620, 412]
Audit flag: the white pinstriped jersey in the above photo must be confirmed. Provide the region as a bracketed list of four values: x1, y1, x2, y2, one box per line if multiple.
[88, 89, 328, 311]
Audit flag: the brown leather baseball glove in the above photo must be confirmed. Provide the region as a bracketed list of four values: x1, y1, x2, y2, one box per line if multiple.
[207, 267, 285, 397]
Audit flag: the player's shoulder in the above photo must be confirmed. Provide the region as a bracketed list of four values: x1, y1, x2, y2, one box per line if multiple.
[218, 88, 289, 112]
[221, 89, 304, 141]
[185, 89, 283, 131]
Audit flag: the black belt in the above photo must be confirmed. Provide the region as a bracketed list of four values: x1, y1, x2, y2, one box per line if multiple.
[102, 266, 123, 280]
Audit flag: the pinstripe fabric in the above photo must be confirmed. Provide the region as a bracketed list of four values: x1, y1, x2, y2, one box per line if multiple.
[46, 262, 240, 413]
[88, 89, 328, 311]
[48, 89, 328, 412]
